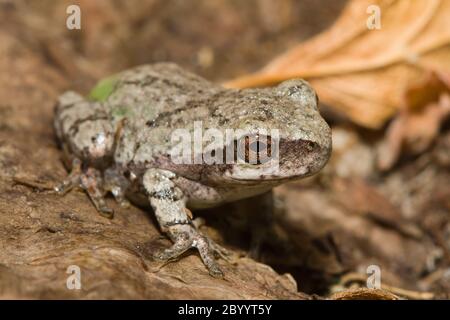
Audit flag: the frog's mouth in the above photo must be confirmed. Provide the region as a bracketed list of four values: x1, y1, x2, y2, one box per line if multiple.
[226, 165, 311, 183]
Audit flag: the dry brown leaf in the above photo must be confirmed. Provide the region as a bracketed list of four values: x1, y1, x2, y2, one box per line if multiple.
[378, 71, 450, 170]
[225, 0, 450, 128]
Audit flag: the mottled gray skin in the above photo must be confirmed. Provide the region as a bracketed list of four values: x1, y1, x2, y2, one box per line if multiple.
[54, 63, 332, 276]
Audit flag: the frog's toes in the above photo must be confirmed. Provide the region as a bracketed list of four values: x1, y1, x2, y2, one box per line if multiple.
[118, 198, 131, 208]
[103, 168, 130, 208]
[209, 240, 232, 262]
[54, 159, 113, 217]
[154, 224, 224, 278]
[80, 167, 114, 219]
[93, 203, 114, 218]
[109, 186, 130, 208]
[190, 217, 231, 260]
[54, 158, 82, 195]
[153, 229, 191, 261]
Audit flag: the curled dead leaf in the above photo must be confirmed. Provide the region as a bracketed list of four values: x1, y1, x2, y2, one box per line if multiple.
[225, 0, 450, 129]
[378, 71, 450, 170]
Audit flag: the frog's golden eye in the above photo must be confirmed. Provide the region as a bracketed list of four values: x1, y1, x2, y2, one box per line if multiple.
[237, 134, 273, 165]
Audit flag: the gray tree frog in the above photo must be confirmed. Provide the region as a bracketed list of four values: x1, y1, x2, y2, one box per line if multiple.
[54, 63, 332, 277]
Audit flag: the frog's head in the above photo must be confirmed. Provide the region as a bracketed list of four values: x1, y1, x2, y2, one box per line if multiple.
[219, 79, 332, 185]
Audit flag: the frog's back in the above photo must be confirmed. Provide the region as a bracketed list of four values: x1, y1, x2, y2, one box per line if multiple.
[102, 63, 217, 126]
[98, 63, 221, 167]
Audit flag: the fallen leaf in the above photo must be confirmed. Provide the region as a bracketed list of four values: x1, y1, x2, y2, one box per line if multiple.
[225, 0, 450, 128]
[377, 71, 450, 170]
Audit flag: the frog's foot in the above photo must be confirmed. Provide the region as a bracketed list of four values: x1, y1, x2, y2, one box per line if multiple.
[80, 167, 114, 218]
[154, 223, 224, 277]
[55, 159, 114, 218]
[144, 168, 224, 277]
[209, 238, 233, 263]
[191, 217, 232, 262]
[103, 168, 130, 208]
[109, 187, 130, 208]
[54, 158, 82, 195]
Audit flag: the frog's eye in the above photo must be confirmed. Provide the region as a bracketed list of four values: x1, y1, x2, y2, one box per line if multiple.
[237, 134, 273, 165]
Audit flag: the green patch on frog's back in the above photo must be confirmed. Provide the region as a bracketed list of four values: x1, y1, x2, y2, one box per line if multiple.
[89, 76, 118, 102]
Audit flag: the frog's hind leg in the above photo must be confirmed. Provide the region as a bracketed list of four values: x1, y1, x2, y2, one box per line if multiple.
[55, 159, 114, 218]
[143, 168, 224, 277]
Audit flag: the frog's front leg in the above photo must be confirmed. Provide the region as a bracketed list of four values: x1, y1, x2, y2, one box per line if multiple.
[55, 159, 114, 218]
[143, 168, 224, 277]
[80, 167, 114, 218]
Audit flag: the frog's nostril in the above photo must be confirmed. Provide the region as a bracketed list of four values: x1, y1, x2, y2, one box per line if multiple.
[306, 140, 315, 151]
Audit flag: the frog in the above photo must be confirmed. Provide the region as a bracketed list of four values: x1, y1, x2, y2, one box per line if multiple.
[53, 62, 332, 277]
